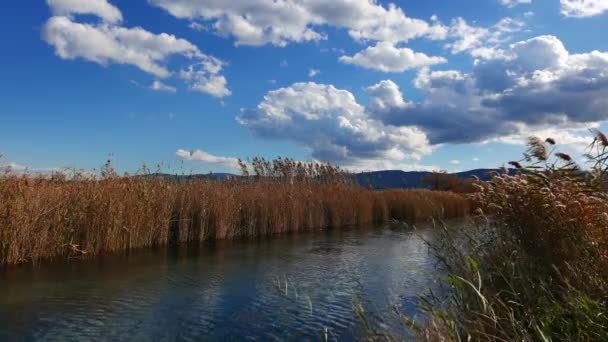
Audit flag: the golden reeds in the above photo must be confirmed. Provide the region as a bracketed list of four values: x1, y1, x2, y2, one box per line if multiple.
[416, 132, 608, 341]
[0, 162, 469, 267]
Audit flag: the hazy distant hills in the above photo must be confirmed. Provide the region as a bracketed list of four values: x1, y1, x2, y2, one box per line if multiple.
[354, 169, 503, 189]
[146, 169, 507, 189]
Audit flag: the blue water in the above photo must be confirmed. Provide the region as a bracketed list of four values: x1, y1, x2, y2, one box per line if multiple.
[0, 225, 443, 341]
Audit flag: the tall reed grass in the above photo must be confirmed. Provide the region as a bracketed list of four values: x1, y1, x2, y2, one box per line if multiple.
[0, 158, 469, 267]
[416, 131, 608, 341]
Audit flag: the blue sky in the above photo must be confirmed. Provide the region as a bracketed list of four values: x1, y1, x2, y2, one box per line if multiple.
[1, 0, 608, 174]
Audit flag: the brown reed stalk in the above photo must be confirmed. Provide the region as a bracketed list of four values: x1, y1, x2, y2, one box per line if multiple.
[415, 132, 608, 341]
[0, 159, 469, 267]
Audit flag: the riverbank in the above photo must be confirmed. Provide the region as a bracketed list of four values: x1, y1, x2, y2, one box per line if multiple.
[0, 175, 469, 268]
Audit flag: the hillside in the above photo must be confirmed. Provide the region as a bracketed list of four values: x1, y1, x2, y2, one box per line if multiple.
[355, 169, 504, 189]
[145, 169, 506, 189]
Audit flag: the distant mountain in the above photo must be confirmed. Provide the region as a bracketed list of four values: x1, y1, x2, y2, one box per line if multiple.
[355, 169, 510, 189]
[141, 172, 238, 181]
[143, 168, 510, 189]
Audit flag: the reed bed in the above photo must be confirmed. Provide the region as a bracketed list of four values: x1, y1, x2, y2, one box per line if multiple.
[0, 159, 468, 267]
[415, 131, 608, 341]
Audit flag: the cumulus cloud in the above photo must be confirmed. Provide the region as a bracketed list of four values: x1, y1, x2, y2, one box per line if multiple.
[179, 59, 231, 97]
[561, 0, 608, 17]
[43, 16, 202, 78]
[43, 1, 230, 97]
[339, 41, 446, 72]
[373, 35, 608, 146]
[150, 80, 177, 93]
[148, 0, 447, 46]
[498, 0, 532, 8]
[47, 0, 123, 24]
[237, 35, 608, 168]
[366, 80, 412, 111]
[237, 82, 431, 165]
[176, 149, 239, 169]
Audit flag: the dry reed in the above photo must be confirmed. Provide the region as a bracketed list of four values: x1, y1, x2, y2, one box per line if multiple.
[0, 159, 469, 267]
[415, 131, 608, 341]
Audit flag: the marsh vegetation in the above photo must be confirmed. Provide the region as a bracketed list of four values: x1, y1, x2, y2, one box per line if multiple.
[410, 131, 608, 341]
[0, 158, 469, 268]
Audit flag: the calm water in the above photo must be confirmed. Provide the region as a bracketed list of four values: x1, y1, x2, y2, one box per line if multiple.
[0, 225, 445, 341]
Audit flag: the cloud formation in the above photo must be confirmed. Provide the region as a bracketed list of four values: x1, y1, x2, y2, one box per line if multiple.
[43, 0, 230, 97]
[308, 68, 320, 77]
[561, 0, 608, 17]
[47, 0, 123, 23]
[179, 59, 232, 97]
[375, 35, 608, 144]
[148, 0, 447, 46]
[446, 17, 525, 59]
[238, 35, 608, 167]
[149, 80, 177, 93]
[339, 41, 446, 72]
[498, 0, 531, 8]
[176, 149, 239, 169]
[237, 82, 431, 166]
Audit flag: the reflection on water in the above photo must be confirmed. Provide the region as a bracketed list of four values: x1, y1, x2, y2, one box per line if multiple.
[0, 225, 444, 340]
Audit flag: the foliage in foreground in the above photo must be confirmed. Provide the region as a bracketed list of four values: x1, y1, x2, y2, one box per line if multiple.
[420, 131, 608, 341]
[0, 158, 469, 267]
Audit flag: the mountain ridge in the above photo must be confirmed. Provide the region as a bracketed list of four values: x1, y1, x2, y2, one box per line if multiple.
[144, 169, 508, 189]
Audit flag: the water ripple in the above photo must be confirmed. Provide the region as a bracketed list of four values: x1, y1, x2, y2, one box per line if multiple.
[0, 225, 446, 340]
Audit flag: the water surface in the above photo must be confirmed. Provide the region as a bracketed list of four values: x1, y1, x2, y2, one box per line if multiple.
[0, 225, 443, 340]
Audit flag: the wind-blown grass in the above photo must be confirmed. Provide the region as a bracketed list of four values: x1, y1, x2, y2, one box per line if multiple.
[416, 131, 608, 341]
[0, 158, 469, 267]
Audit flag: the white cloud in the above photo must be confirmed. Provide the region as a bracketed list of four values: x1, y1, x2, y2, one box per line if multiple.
[176, 149, 239, 169]
[450, 160, 461, 165]
[43, 16, 202, 78]
[0, 159, 69, 176]
[47, 0, 123, 24]
[498, 0, 532, 8]
[493, 122, 597, 152]
[339, 41, 446, 72]
[148, 0, 447, 46]
[472, 157, 480, 162]
[237, 82, 431, 165]
[370, 35, 608, 147]
[308, 68, 320, 77]
[366, 80, 412, 111]
[150, 80, 177, 93]
[446, 17, 525, 59]
[237, 33, 608, 166]
[220, 34, 608, 169]
[43, 2, 230, 97]
[342, 159, 440, 173]
[561, 0, 608, 17]
[180, 60, 231, 97]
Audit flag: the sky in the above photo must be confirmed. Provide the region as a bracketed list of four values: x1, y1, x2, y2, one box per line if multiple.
[1, 0, 608, 174]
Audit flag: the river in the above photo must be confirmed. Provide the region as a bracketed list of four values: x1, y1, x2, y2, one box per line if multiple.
[0, 224, 445, 340]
